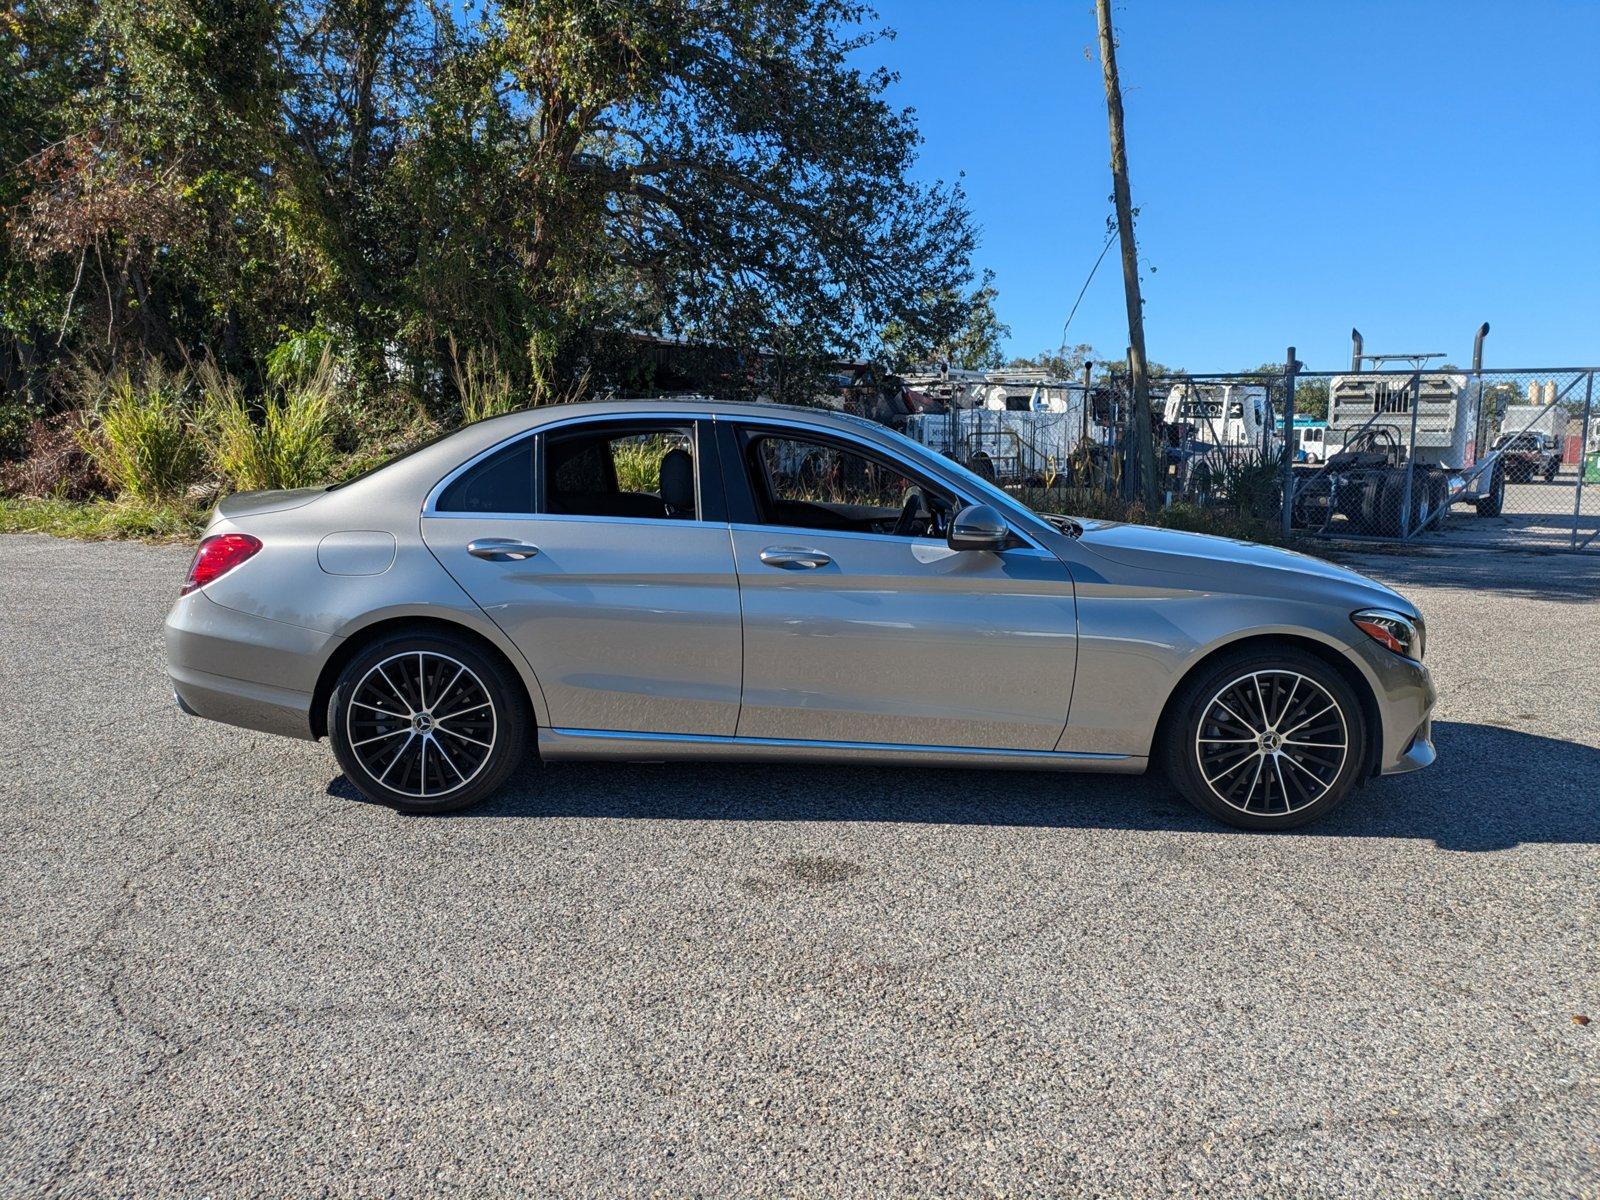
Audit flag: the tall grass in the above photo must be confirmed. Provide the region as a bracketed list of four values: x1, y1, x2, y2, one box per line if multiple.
[449, 339, 520, 424]
[612, 435, 680, 494]
[199, 354, 338, 492]
[77, 363, 204, 501]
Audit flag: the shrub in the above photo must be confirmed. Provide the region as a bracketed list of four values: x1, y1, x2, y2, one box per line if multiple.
[265, 326, 343, 390]
[200, 355, 338, 492]
[1216, 452, 1283, 520]
[0, 395, 41, 462]
[77, 363, 204, 501]
[0, 417, 109, 500]
[330, 387, 442, 482]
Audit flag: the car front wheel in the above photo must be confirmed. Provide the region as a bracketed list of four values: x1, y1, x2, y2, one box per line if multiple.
[328, 632, 530, 814]
[1161, 648, 1369, 830]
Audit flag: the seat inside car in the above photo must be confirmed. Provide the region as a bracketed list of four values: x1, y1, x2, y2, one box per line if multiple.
[659, 447, 695, 518]
[545, 432, 694, 520]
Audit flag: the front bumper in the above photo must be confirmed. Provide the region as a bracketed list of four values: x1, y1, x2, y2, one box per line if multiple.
[1348, 638, 1437, 776]
[165, 591, 339, 741]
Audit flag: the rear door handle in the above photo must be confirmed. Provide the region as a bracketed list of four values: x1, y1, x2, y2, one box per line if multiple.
[759, 546, 832, 569]
[467, 537, 540, 561]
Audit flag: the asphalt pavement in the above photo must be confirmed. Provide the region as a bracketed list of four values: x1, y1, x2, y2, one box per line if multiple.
[1, 533, 1596, 1198]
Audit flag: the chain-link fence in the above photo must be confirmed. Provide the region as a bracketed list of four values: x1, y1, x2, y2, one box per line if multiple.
[1287, 367, 1598, 551]
[886, 361, 1600, 552]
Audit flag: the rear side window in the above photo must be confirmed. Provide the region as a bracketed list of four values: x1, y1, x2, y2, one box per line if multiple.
[542, 425, 699, 520]
[435, 437, 535, 513]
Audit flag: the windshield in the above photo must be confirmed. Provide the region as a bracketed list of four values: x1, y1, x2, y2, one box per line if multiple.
[1495, 433, 1541, 450]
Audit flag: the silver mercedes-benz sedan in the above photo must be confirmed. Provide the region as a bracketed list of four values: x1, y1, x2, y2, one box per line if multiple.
[165, 399, 1435, 829]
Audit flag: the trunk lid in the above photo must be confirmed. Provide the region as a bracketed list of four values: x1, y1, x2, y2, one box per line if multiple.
[212, 487, 327, 524]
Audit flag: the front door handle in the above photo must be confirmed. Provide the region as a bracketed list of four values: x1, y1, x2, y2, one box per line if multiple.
[759, 546, 832, 569]
[467, 537, 540, 561]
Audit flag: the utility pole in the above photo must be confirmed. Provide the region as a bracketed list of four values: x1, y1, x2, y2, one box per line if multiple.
[1095, 0, 1158, 506]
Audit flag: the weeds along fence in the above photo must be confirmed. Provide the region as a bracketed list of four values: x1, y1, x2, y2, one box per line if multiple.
[894, 361, 1600, 553]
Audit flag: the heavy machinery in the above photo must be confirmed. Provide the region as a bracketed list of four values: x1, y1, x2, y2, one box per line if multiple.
[1291, 325, 1506, 536]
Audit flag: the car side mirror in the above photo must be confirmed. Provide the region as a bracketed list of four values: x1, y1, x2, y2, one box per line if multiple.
[947, 504, 1012, 552]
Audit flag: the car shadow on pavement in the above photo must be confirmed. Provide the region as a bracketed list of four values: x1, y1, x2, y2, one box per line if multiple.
[329, 720, 1598, 852]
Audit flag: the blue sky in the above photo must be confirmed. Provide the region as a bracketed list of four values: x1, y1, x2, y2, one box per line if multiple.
[867, 0, 1600, 372]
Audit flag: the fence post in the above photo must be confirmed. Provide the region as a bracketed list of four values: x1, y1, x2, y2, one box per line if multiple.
[1280, 347, 1299, 538]
[945, 361, 957, 465]
[1574, 370, 1595, 551]
[1080, 361, 1092, 454]
[1398, 371, 1422, 539]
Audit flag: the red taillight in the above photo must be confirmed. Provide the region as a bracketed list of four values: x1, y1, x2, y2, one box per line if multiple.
[182, 533, 262, 595]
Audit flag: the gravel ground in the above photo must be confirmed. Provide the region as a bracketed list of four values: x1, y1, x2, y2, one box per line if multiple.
[1, 533, 1596, 1198]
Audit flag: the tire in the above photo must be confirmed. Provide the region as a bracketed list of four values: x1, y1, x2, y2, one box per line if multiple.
[1427, 473, 1448, 528]
[1350, 474, 1385, 532]
[1475, 462, 1505, 517]
[1372, 473, 1407, 537]
[1160, 647, 1369, 831]
[1406, 469, 1444, 534]
[969, 452, 996, 482]
[328, 631, 530, 814]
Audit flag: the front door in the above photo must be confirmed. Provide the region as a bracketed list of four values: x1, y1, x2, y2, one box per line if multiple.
[420, 417, 742, 737]
[723, 423, 1078, 750]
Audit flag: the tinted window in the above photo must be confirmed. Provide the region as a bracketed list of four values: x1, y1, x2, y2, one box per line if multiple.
[745, 433, 954, 538]
[436, 438, 535, 513]
[543, 425, 698, 520]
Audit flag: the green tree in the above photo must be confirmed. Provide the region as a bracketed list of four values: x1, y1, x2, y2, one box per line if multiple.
[1008, 343, 1097, 379]
[879, 268, 1007, 372]
[1246, 361, 1327, 420]
[4, 0, 979, 410]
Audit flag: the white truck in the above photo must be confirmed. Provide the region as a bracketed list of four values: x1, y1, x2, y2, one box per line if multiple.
[1500, 399, 1570, 444]
[1162, 381, 1275, 451]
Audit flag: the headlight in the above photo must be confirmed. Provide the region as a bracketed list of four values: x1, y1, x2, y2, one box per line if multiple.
[1351, 609, 1423, 661]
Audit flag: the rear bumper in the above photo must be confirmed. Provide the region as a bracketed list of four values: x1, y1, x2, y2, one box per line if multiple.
[165, 591, 338, 741]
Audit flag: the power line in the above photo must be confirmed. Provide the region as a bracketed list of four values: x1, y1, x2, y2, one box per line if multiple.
[1058, 220, 1118, 356]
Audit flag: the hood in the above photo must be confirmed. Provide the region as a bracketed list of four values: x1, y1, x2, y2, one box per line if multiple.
[213, 487, 327, 522]
[1074, 520, 1415, 611]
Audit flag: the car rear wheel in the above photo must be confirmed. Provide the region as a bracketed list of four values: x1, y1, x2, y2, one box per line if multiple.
[1161, 648, 1369, 830]
[328, 632, 529, 814]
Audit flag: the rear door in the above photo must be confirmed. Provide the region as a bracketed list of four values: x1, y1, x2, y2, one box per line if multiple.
[719, 420, 1078, 751]
[420, 415, 742, 737]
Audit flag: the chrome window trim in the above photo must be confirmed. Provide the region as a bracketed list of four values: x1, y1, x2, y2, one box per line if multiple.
[422, 407, 1056, 556]
[425, 510, 717, 529]
[548, 726, 1130, 761]
[747, 412, 1063, 541]
[422, 410, 713, 517]
[727, 521, 1054, 558]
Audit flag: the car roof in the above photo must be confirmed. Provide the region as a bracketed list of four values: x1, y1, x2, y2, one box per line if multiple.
[519, 395, 854, 421]
[460, 396, 893, 441]
[333, 397, 903, 508]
